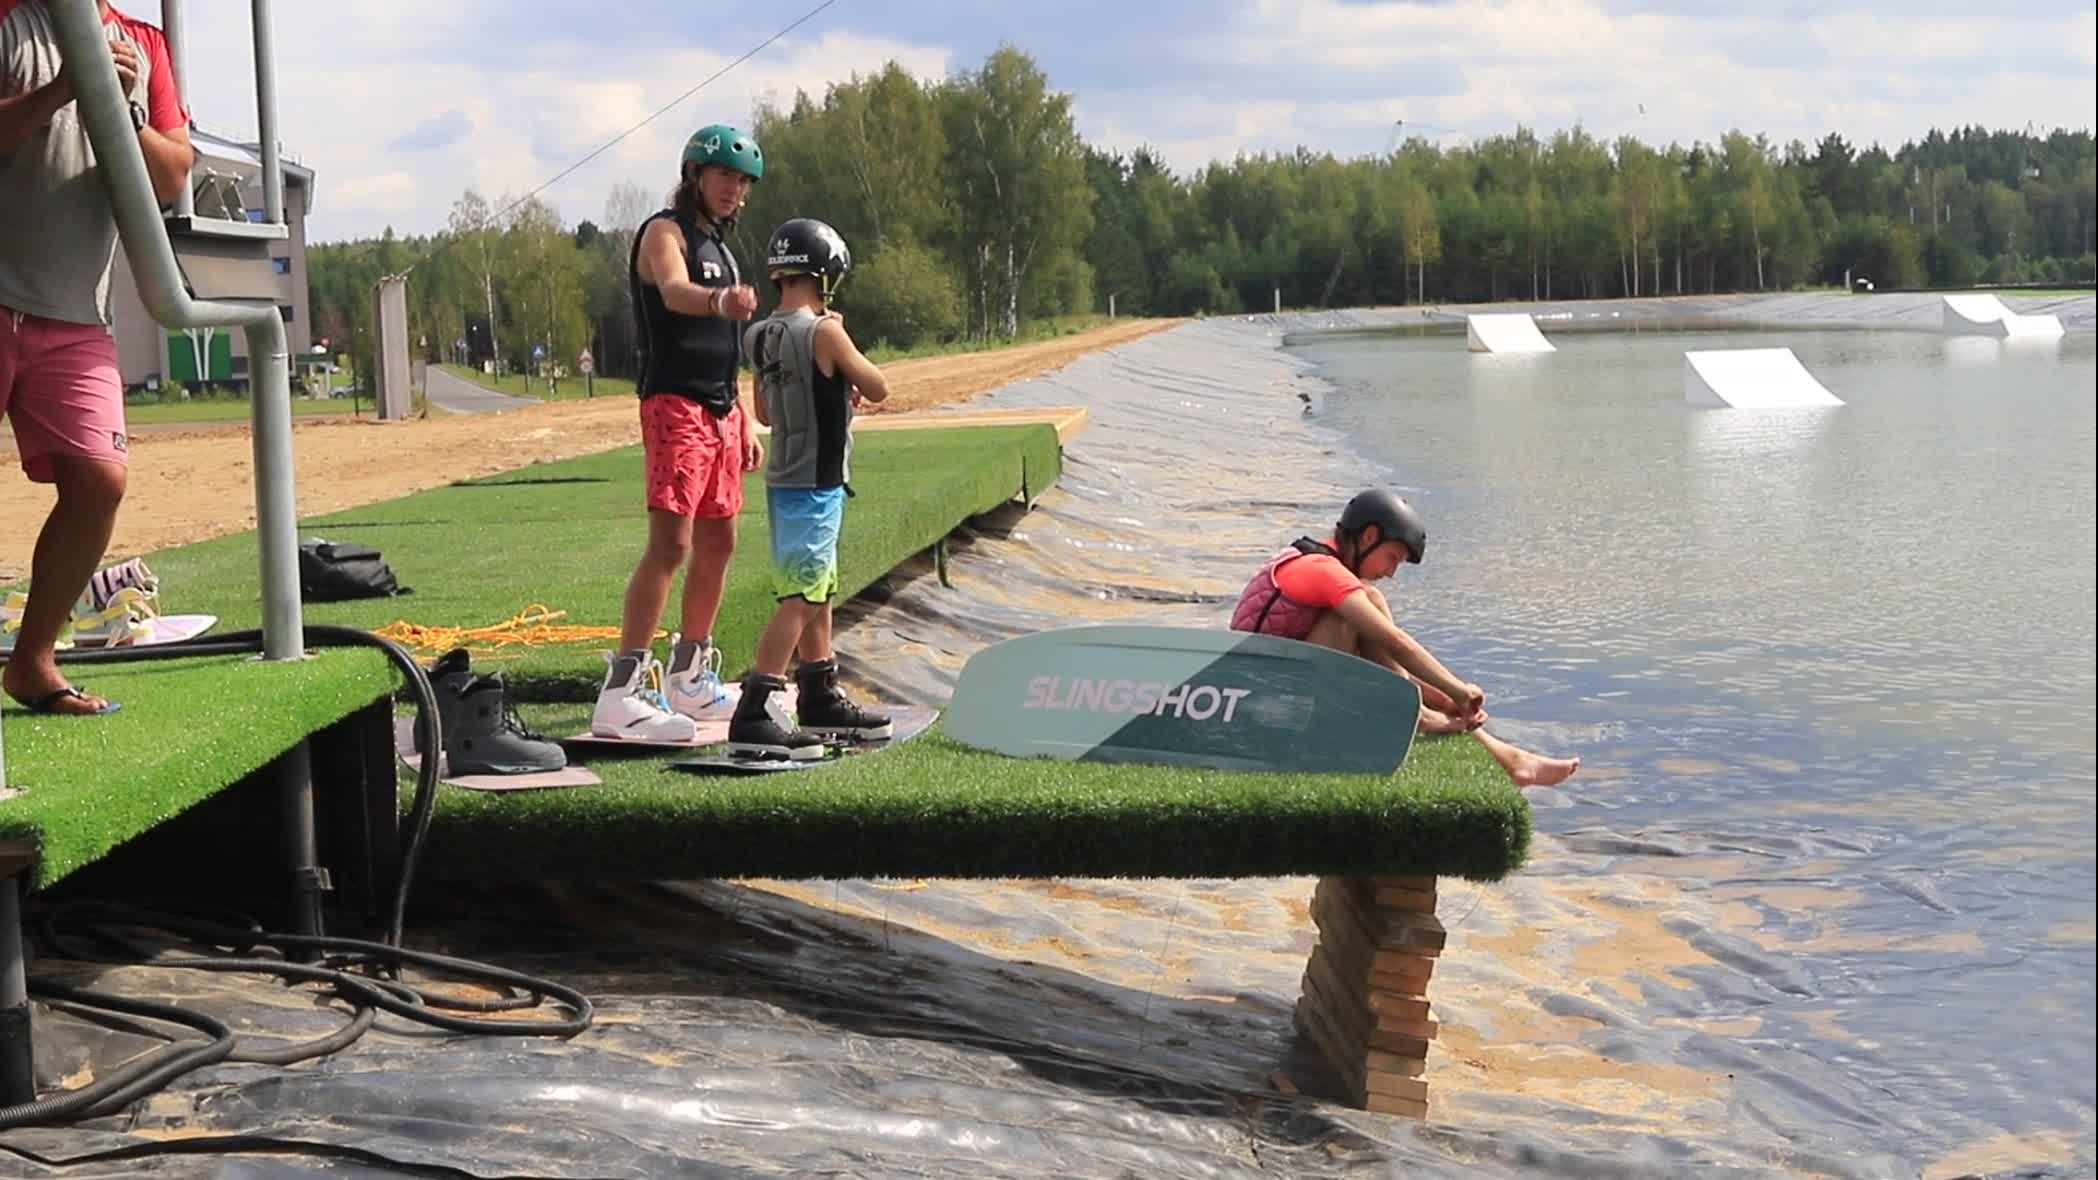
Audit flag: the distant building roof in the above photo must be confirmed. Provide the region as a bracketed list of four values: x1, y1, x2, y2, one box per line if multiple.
[189, 121, 318, 210]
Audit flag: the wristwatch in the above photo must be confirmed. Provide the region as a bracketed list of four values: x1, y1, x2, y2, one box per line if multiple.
[128, 101, 148, 131]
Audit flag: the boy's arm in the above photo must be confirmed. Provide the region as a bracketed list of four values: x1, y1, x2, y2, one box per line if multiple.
[748, 372, 770, 427]
[1333, 592, 1481, 714]
[815, 316, 889, 404]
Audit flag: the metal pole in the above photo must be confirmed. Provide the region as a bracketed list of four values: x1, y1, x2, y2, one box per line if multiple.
[161, 0, 194, 220]
[49, 0, 305, 661]
[246, 311, 302, 658]
[0, 881, 32, 1107]
[280, 743, 328, 948]
[251, 0, 283, 225]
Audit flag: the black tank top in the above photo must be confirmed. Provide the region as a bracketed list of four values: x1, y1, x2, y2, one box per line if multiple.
[629, 210, 741, 416]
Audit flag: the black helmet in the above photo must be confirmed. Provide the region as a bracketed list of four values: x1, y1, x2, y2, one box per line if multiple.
[766, 217, 852, 298]
[1338, 488, 1426, 564]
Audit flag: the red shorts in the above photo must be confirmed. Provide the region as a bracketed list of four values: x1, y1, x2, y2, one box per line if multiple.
[1, 307, 127, 483]
[640, 394, 745, 519]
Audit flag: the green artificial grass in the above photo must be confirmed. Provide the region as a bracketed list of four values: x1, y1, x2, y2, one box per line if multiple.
[0, 648, 396, 889]
[115, 425, 1061, 700]
[417, 709, 1531, 883]
[5, 416, 1532, 889]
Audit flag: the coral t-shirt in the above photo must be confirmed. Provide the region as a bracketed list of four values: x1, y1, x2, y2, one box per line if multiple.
[1274, 548, 1365, 611]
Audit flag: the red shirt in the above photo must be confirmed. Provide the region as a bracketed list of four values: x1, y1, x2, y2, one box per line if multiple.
[0, 2, 188, 131]
[1273, 547, 1365, 611]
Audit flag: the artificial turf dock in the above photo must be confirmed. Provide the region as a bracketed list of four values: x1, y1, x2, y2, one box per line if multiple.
[0, 648, 394, 891]
[135, 423, 1067, 698]
[3, 420, 1530, 1119]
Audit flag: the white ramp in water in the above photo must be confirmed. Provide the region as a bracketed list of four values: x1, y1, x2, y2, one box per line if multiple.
[1941, 293, 2065, 338]
[1683, 348, 1844, 408]
[1466, 313, 1556, 353]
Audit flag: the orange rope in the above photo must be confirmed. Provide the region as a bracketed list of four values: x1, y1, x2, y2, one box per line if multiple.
[372, 604, 652, 660]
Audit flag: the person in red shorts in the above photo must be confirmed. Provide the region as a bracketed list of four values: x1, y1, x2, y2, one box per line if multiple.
[1231, 488, 1580, 788]
[591, 123, 768, 740]
[2, 0, 194, 716]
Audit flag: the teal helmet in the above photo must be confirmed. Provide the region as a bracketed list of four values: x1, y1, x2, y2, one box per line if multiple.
[681, 124, 764, 181]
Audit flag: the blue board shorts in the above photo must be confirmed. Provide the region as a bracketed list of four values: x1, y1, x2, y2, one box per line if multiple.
[766, 485, 846, 604]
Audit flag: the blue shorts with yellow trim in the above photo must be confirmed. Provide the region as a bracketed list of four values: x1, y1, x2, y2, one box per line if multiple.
[766, 485, 845, 603]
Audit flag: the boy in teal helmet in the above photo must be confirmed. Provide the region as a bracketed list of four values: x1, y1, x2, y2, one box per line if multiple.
[592, 123, 769, 741]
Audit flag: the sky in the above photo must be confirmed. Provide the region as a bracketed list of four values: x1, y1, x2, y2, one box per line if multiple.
[119, 0, 2098, 243]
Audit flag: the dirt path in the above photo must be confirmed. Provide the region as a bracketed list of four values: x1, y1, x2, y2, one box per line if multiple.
[1, 319, 1181, 580]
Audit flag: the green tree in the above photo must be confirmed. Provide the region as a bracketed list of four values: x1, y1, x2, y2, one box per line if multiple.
[939, 48, 1093, 339]
[842, 235, 964, 348]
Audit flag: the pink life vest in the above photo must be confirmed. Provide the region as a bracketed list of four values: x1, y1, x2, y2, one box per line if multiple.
[1230, 539, 1341, 640]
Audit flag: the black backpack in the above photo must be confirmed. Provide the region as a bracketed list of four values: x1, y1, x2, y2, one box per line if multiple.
[298, 539, 410, 602]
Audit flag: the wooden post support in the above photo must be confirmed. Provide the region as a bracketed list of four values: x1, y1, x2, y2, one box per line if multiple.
[1293, 874, 1444, 1119]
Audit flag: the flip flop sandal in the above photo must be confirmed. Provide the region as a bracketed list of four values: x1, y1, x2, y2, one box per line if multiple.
[14, 686, 122, 716]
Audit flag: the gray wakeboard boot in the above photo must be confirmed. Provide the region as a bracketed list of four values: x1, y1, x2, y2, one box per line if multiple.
[414, 647, 476, 758]
[447, 671, 567, 775]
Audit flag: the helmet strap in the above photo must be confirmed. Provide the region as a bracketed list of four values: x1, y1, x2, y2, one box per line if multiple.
[1340, 526, 1388, 575]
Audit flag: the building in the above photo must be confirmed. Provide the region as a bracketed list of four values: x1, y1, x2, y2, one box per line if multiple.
[108, 123, 317, 390]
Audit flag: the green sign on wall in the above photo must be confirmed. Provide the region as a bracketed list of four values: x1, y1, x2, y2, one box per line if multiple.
[166, 329, 233, 383]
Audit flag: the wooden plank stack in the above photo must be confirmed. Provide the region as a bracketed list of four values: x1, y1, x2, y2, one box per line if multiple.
[1292, 875, 1446, 1119]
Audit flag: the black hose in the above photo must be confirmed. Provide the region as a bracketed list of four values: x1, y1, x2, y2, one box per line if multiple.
[37, 902, 592, 1037]
[4, 981, 233, 1126]
[0, 623, 594, 1130]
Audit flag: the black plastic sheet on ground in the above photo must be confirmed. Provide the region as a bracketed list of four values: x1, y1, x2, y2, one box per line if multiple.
[9, 297, 2095, 1178]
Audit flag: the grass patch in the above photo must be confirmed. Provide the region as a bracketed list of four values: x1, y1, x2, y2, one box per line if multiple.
[434, 364, 636, 403]
[117, 425, 1061, 699]
[0, 648, 396, 889]
[125, 396, 360, 426]
[435, 316, 1117, 398]
[418, 710, 1531, 883]
[8, 409, 1530, 887]
[863, 315, 1114, 364]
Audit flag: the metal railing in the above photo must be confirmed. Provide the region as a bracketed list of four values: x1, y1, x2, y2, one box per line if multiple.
[47, 0, 303, 661]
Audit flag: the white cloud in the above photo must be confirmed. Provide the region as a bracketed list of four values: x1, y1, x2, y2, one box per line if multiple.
[329, 170, 418, 213]
[1083, 0, 2095, 173]
[120, 0, 2092, 237]
[133, 5, 950, 240]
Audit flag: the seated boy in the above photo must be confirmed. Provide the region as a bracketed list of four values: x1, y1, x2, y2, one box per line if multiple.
[1231, 488, 1579, 788]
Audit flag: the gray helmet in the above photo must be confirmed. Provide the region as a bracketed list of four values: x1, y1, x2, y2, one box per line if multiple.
[1338, 488, 1426, 564]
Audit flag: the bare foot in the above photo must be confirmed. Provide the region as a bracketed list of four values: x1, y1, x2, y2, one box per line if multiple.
[1508, 751, 1580, 788]
[4, 661, 115, 715]
[1418, 708, 1485, 736]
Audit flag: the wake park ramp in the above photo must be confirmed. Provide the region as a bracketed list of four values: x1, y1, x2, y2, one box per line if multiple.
[1466, 312, 1556, 353]
[1941, 293, 2065, 338]
[1683, 347, 1844, 408]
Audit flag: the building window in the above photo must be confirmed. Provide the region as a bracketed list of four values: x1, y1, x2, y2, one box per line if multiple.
[246, 208, 268, 223]
[272, 257, 291, 275]
[278, 304, 294, 323]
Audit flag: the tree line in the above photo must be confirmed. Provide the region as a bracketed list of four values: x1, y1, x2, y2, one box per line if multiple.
[309, 45, 2096, 382]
